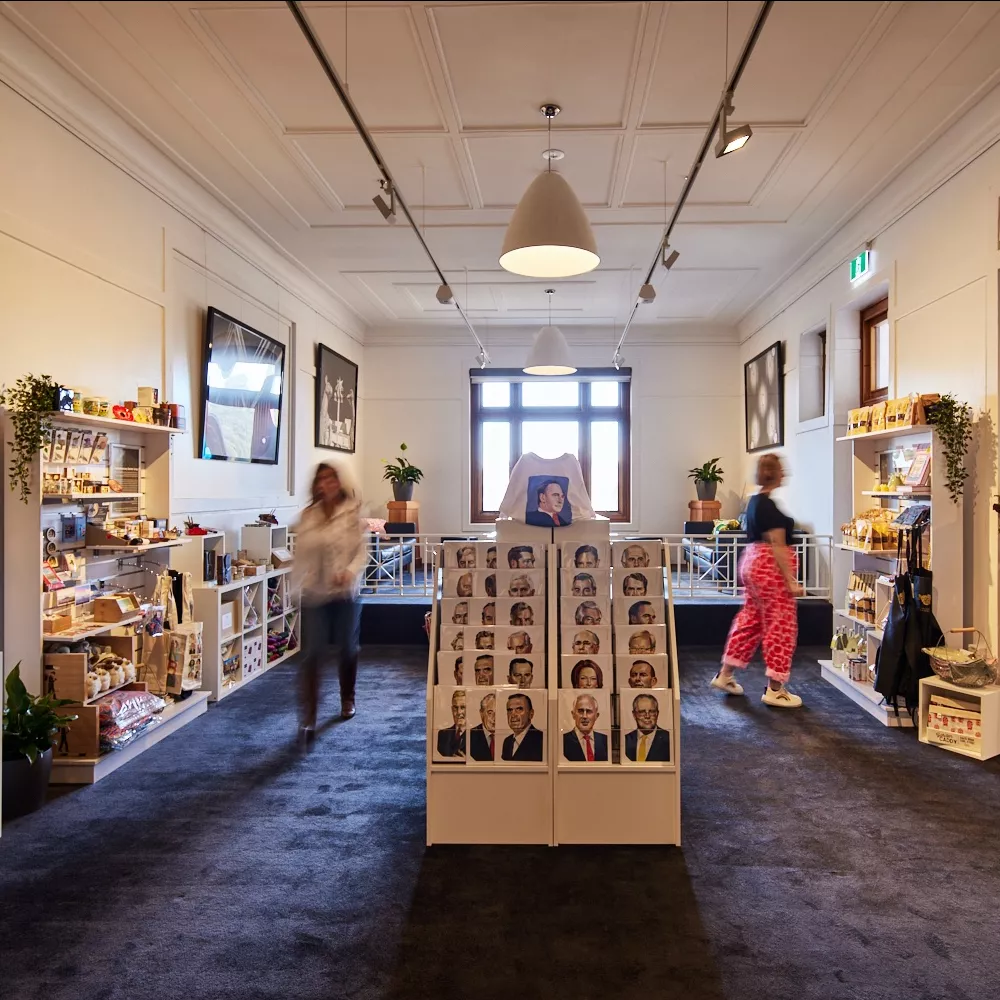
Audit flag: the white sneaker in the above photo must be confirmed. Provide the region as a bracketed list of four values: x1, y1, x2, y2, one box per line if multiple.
[761, 685, 803, 709]
[710, 672, 745, 696]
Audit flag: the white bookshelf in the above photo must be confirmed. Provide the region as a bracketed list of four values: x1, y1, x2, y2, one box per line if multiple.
[1, 408, 206, 787]
[828, 424, 962, 725]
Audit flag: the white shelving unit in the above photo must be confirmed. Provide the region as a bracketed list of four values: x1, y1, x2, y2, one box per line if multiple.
[1, 408, 208, 788]
[191, 522, 298, 701]
[827, 423, 962, 727]
[917, 676, 1000, 760]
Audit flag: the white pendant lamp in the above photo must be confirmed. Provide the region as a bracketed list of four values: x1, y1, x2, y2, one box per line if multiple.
[500, 105, 599, 279]
[524, 289, 576, 376]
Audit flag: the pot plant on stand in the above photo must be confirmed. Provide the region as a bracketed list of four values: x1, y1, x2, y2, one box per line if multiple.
[382, 443, 424, 502]
[2, 664, 77, 821]
[688, 458, 725, 502]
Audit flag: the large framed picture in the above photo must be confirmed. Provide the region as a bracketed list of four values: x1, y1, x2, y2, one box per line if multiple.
[315, 344, 358, 453]
[744, 341, 784, 453]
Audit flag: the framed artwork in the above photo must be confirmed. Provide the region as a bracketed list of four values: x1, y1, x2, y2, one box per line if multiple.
[315, 343, 358, 453]
[744, 341, 784, 452]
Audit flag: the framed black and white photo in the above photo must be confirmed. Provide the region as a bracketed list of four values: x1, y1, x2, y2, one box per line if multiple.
[744, 341, 784, 453]
[315, 344, 358, 453]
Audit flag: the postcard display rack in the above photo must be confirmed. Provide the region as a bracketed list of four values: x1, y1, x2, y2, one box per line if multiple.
[185, 523, 299, 701]
[821, 422, 962, 728]
[1, 410, 210, 785]
[425, 520, 680, 846]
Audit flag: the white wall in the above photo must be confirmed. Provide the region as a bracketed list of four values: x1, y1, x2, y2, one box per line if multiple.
[0, 81, 365, 561]
[360, 331, 744, 535]
[739, 86, 1000, 643]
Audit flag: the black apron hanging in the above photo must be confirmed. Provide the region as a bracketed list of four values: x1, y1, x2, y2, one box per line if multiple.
[904, 524, 941, 709]
[874, 530, 912, 713]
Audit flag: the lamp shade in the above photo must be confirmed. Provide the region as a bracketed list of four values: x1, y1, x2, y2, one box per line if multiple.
[523, 325, 577, 376]
[500, 171, 599, 278]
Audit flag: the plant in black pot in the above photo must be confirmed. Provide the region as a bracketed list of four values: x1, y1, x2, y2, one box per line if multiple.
[688, 458, 725, 502]
[2, 664, 77, 821]
[382, 443, 424, 502]
[0, 372, 61, 502]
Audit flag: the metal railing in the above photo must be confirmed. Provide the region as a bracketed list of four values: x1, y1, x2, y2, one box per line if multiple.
[359, 531, 833, 602]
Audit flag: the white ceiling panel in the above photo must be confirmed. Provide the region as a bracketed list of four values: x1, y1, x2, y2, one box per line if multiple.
[653, 268, 757, 319]
[199, 3, 444, 131]
[430, 1, 644, 128]
[467, 134, 620, 208]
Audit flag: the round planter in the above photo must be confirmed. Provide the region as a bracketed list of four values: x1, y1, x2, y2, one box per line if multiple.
[392, 482, 414, 502]
[695, 481, 718, 502]
[2, 747, 53, 821]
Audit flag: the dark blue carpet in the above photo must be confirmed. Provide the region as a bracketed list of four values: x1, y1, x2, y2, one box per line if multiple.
[1, 646, 998, 999]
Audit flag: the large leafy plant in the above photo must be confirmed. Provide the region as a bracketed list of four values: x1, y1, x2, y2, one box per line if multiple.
[0, 373, 60, 502]
[381, 443, 424, 485]
[687, 458, 725, 484]
[2, 664, 78, 763]
[925, 394, 972, 503]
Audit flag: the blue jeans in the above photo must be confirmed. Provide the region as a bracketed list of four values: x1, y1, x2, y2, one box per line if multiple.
[300, 599, 360, 727]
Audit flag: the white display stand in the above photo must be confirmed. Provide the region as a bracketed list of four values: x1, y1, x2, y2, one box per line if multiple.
[917, 676, 1000, 760]
[426, 522, 554, 845]
[827, 423, 962, 725]
[553, 530, 681, 846]
[425, 521, 681, 847]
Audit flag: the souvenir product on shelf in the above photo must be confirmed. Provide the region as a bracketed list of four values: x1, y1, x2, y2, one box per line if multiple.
[613, 569, 665, 599]
[494, 570, 545, 599]
[560, 655, 613, 690]
[615, 655, 670, 692]
[613, 597, 665, 625]
[493, 626, 544, 656]
[499, 655, 543, 689]
[561, 596, 610, 627]
[495, 688, 548, 763]
[559, 689, 612, 763]
[432, 686, 468, 764]
[560, 541, 610, 571]
[498, 453, 596, 527]
[614, 624, 667, 657]
[620, 688, 672, 765]
[611, 540, 664, 569]
[561, 625, 611, 657]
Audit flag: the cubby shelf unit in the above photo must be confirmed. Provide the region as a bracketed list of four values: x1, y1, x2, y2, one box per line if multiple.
[828, 424, 962, 728]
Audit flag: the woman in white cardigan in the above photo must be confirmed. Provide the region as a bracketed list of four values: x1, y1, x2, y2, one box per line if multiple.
[293, 463, 367, 748]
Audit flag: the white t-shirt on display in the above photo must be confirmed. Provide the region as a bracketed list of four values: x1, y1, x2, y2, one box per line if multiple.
[498, 453, 596, 527]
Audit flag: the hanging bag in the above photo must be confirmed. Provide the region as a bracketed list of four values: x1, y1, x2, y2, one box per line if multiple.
[874, 531, 912, 713]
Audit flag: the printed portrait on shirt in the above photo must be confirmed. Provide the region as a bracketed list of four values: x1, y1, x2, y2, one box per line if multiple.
[525, 475, 573, 528]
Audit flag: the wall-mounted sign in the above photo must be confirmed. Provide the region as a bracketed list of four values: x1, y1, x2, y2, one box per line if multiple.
[849, 250, 872, 284]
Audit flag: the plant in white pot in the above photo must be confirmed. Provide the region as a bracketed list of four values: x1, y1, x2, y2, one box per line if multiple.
[2, 664, 77, 821]
[381, 443, 424, 503]
[688, 458, 724, 502]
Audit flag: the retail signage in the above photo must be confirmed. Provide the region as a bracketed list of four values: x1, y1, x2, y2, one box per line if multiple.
[849, 250, 872, 283]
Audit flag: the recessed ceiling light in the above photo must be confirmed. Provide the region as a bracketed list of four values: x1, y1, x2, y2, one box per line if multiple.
[541, 148, 565, 161]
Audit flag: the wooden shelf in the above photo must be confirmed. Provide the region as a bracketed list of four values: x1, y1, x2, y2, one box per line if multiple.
[43, 612, 145, 642]
[833, 609, 884, 639]
[81, 677, 135, 705]
[43, 492, 143, 504]
[48, 411, 184, 435]
[835, 543, 898, 560]
[860, 491, 931, 499]
[87, 539, 185, 553]
[836, 424, 932, 443]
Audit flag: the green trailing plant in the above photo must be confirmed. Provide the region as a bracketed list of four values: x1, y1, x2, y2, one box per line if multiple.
[2, 664, 78, 764]
[925, 393, 973, 503]
[381, 443, 424, 485]
[687, 458, 725, 484]
[0, 373, 60, 502]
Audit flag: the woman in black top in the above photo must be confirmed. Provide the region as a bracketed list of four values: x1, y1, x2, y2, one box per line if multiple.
[711, 453, 804, 708]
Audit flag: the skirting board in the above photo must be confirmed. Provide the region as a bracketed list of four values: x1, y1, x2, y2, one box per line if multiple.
[819, 659, 913, 728]
[50, 691, 211, 784]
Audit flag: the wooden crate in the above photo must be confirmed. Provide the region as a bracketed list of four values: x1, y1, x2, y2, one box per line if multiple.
[52, 681, 148, 758]
[44, 634, 140, 703]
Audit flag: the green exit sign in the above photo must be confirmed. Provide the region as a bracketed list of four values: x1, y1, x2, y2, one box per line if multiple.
[850, 250, 872, 283]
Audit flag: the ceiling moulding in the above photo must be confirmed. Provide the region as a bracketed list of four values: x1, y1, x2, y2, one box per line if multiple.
[364, 324, 739, 349]
[0, 16, 368, 344]
[738, 73, 1000, 342]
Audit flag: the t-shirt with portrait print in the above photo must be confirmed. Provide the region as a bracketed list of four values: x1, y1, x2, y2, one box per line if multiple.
[499, 453, 595, 527]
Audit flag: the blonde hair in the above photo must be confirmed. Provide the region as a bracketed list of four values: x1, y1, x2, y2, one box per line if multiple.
[756, 453, 783, 489]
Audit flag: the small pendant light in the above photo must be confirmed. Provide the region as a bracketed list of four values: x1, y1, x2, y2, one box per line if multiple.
[500, 105, 599, 279]
[524, 289, 577, 376]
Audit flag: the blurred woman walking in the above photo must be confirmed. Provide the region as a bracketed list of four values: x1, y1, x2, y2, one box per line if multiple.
[294, 463, 367, 748]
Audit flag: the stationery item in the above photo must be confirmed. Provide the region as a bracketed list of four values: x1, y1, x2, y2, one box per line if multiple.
[90, 432, 109, 464]
[66, 431, 83, 464]
[41, 430, 55, 463]
[51, 429, 69, 463]
[79, 431, 95, 464]
[903, 445, 931, 488]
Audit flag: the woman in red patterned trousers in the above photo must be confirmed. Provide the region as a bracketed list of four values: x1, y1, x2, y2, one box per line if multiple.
[711, 454, 805, 708]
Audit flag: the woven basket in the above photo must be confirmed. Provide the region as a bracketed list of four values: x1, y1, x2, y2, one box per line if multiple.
[923, 629, 998, 688]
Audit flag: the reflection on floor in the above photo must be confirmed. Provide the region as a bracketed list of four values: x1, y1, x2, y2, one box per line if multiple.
[1, 647, 998, 999]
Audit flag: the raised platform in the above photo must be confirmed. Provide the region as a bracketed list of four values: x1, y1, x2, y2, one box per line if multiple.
[50, 690, 211, 784]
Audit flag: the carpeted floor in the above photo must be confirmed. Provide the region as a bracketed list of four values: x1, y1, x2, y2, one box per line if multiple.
[2, 647, 999, 1000]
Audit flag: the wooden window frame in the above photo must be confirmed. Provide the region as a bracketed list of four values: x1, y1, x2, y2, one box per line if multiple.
[470, 371, 631, 524]
[860, 298, 889, 405]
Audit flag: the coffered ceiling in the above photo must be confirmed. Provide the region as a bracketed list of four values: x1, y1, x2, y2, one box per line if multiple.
[5, 1, 1000, 335]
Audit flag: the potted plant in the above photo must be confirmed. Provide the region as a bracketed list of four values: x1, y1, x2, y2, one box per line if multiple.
[2, 664, 77, 821]
[382, 443, 424, 502]
[688, 457, 725, 502]
[924, 393, 973, 503]
[0, 373, 61, 503]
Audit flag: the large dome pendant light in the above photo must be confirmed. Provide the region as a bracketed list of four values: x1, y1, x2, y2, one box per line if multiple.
[500, 104, 599, 278]
[524, 288, 577, 376]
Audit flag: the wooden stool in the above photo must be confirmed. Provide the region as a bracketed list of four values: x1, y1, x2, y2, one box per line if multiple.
[688, 500, 721, 523]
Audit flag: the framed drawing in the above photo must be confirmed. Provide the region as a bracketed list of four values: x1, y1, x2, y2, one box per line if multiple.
[744, 341, 784, 453]
[315, 344, 358, 453]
